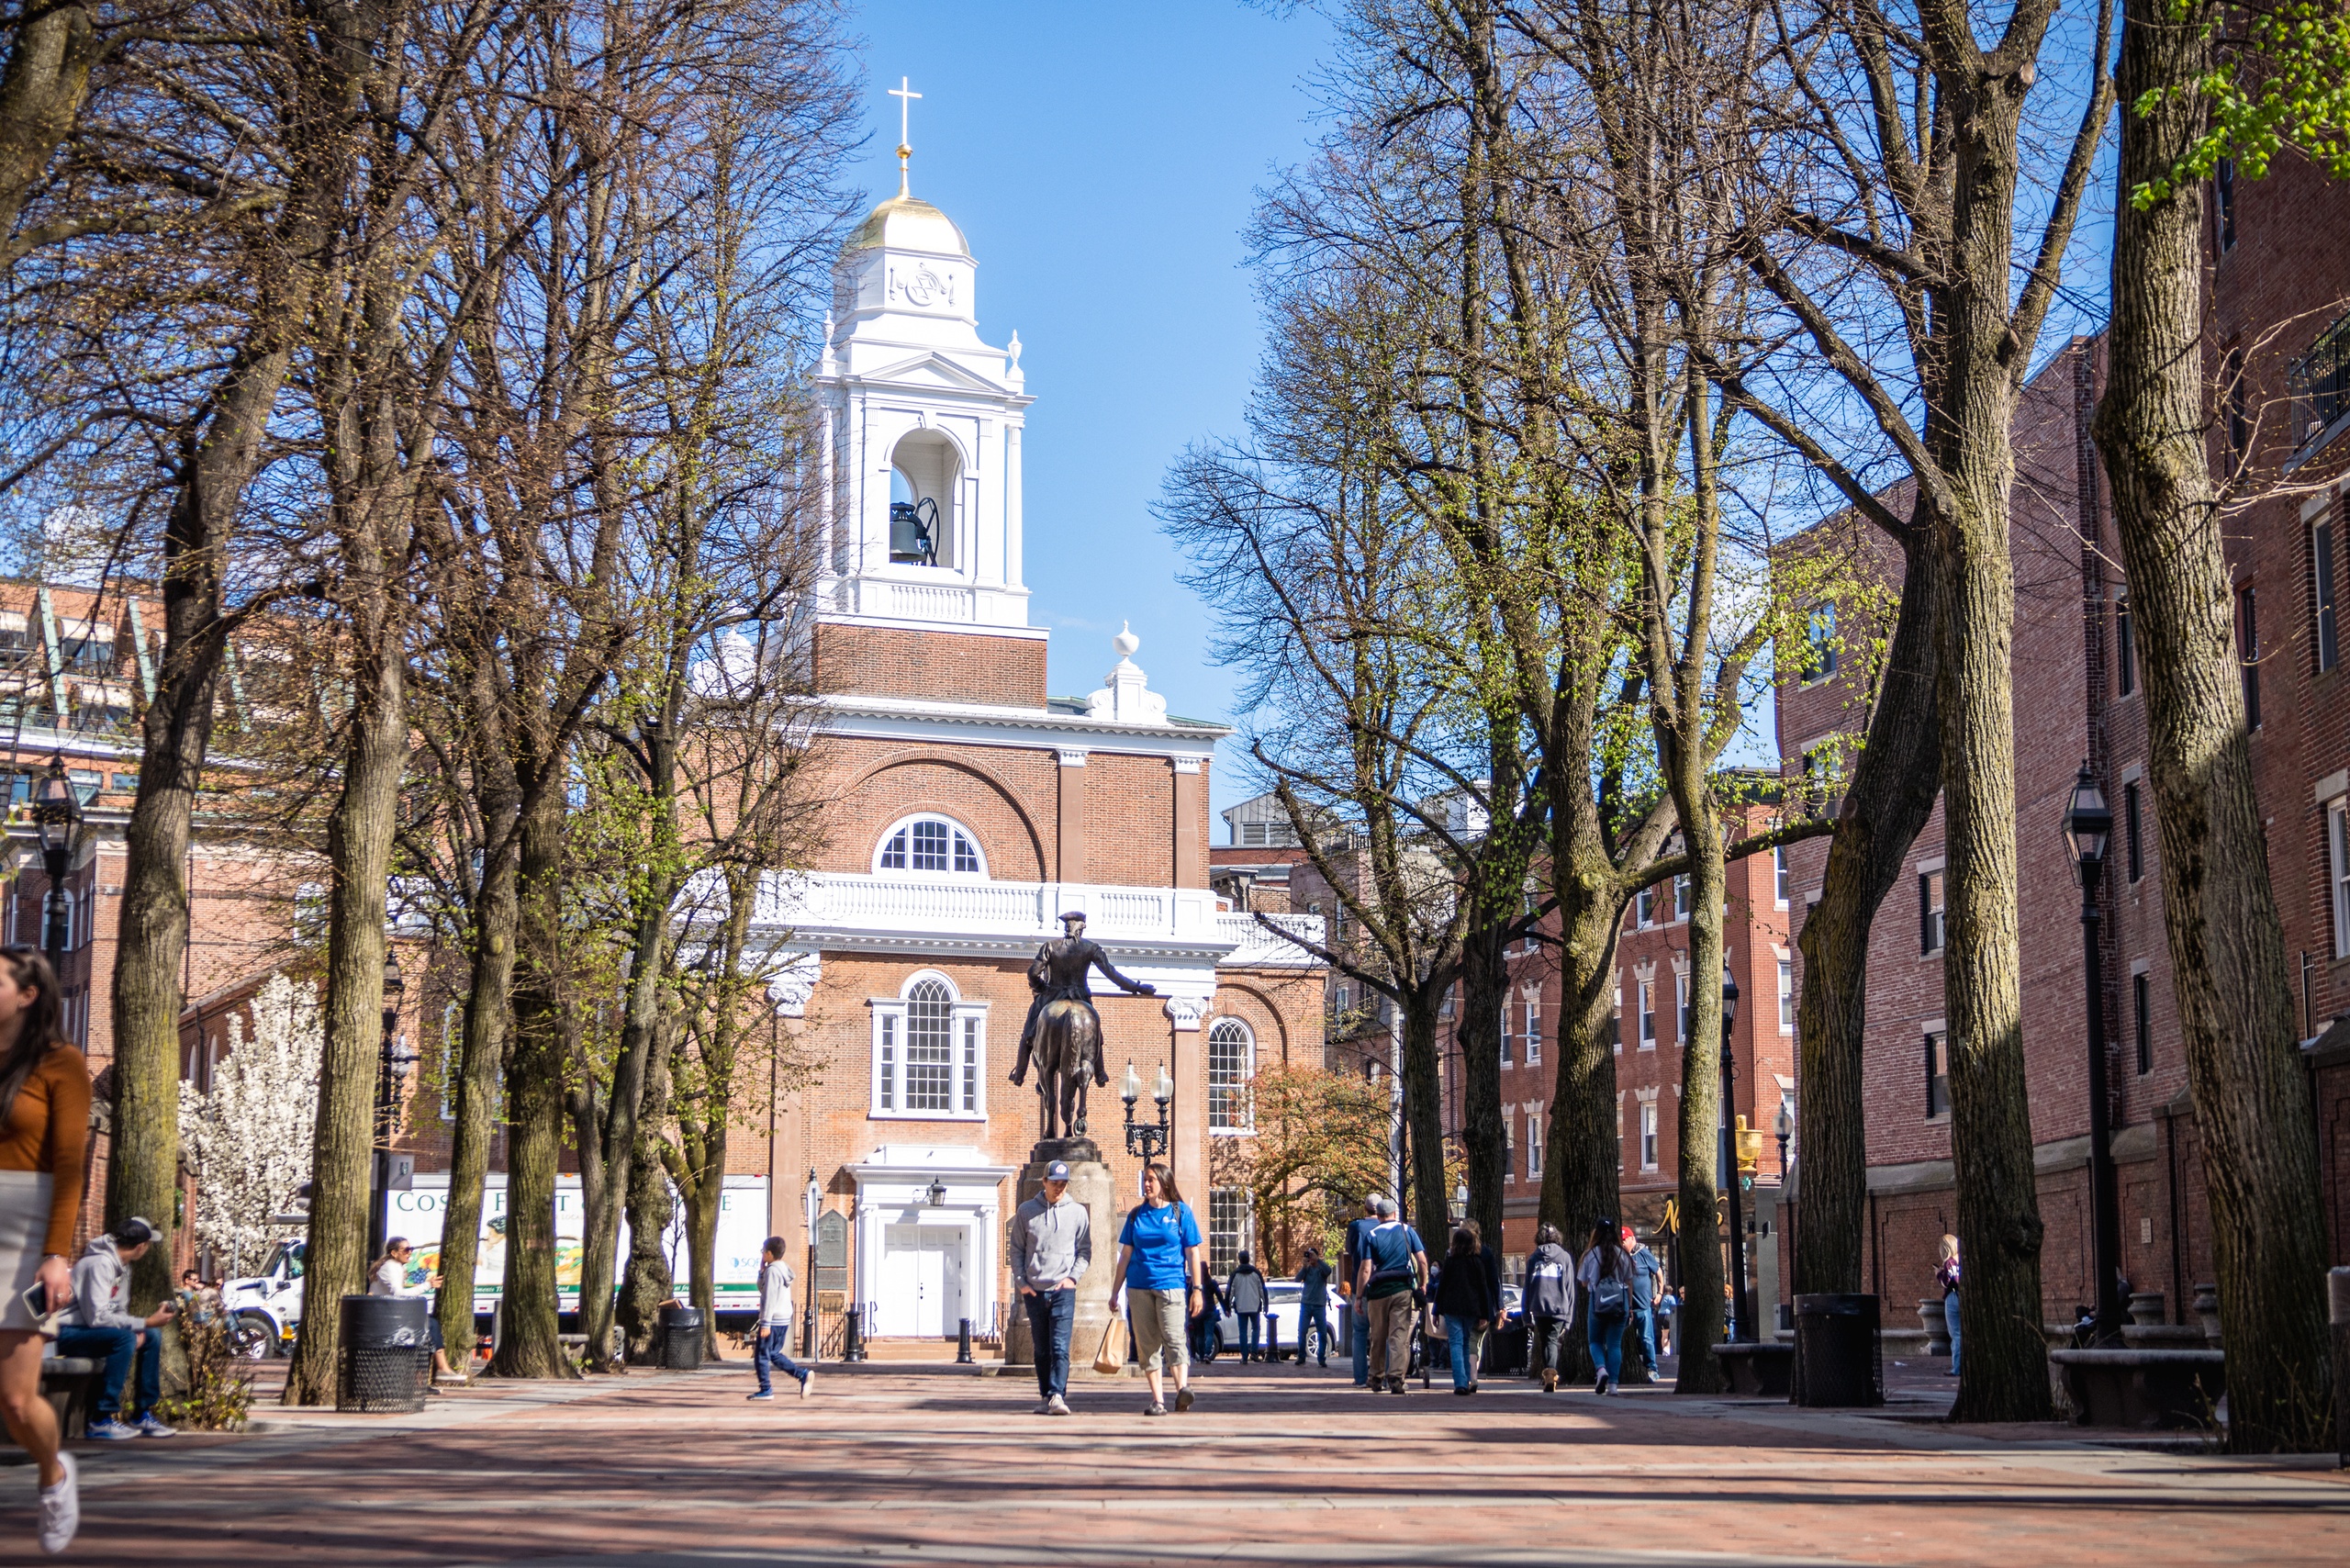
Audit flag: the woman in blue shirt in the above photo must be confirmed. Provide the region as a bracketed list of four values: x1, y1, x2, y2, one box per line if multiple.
[1110, 1162, 1203, 1416]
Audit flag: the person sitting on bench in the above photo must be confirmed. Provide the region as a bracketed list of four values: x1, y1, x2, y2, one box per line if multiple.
[58, 1215, 175, 1439]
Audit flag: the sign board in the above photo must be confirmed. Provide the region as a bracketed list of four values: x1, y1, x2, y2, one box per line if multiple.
[815, 1210, 849, 1294]
[386, 1155, 415, 1192]
[380, 1173, 771, 1307]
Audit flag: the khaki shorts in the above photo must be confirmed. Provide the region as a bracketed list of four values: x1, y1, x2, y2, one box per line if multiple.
[1129, 1287, 1189, 1373]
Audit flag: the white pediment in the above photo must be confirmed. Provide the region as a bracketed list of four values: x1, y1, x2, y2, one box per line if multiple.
[856, 351, 1006, 395]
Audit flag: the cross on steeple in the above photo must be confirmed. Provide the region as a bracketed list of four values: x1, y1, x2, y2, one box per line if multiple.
[889, 76, 921, 197]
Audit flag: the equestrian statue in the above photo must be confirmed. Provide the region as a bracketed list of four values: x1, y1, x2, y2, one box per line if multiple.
[1008, 912, 1156, 1140]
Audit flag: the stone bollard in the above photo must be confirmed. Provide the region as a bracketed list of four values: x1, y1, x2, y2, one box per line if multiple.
[957, 1317, 974, 1364]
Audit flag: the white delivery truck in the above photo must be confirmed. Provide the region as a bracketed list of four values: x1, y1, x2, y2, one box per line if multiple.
[219, 1173, 772, 1358]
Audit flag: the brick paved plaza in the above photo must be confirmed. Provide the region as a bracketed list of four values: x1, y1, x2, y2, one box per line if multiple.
[10, 1361, 2347, 1566]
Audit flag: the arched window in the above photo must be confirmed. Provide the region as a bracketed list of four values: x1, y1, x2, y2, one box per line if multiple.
[871, 970, 987, 1120]
[874, 814, 985, 878]
[1208, 1018, 1254, 1133]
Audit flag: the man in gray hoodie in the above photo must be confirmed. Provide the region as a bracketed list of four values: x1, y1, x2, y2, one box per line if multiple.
[1008, 1160, 1092, 1415]
[57, 1216, 176, 1439]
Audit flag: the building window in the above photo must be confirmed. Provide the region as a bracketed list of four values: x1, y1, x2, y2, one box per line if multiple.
[2133, 971, 2153, 1077]
[1800, 604, 1838, 683]
[1607, 982, 1622, 1052]
[871, 972, 986, 1119]
[1638, 980, 1656, 1049]
[1774, 845, 1789, 907]
[2237, 583, 2260, 728]
[1919, 868, 1945, 955]
[1635, 887, 1653, 927]
[1499, 1005, 1514, 1069]
[1208, 1187, 1248, 1275]
[1208, 1018, 1254, 1133]
[1925, 1030, 1950, 1120]
[2216, 156, 2236, 252]
[1675, 971, 1691, 1045]
[1527, 1112, 1543, 1180]
[1777, 958, 1795, 1033]
[1504, 1112, 1516, 1182]
[1524, 1002, 1541, 1066]
[1639, 1102, 1659, 1171]
[874, 814, 984, 877]
[1673, 874, 1692, 922]
[2314, 516, 2339, 673]
[2125, 783, 2143, 884]
[2116, 596, 2136, 697]
[2330, 799, 2350, 960]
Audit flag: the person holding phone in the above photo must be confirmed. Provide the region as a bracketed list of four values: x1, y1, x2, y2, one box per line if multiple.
[61, 1215, 178, 1439]
[0, 946, 95, 1552]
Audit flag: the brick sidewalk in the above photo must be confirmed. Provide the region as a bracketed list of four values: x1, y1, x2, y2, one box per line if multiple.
[10, 1360, 2345, 1566]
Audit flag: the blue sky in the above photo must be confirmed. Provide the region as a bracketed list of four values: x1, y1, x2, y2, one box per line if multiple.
[841, 2, 1334, 833]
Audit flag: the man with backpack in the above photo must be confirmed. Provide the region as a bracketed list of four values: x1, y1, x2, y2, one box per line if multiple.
[1622, 1225, 1665, 1381]
[1353, 1197, 1427, 1395]
[1338, 1195, 1381, 1386]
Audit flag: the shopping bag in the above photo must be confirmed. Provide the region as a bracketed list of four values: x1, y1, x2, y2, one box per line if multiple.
[1091, 1312, 1129, 1374]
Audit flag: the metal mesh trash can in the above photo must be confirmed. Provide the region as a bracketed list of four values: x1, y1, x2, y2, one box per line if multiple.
[337, 1294, 431, 1413]
[659, 1305, 704, 1371]
[1791, 1293, 1883, 1407]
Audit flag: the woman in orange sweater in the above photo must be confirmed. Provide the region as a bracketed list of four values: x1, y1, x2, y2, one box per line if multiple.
[0, 946, 93, 1554]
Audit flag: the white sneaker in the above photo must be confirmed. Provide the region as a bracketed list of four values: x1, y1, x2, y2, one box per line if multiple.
[38, 1450, 79, 1555]
[1046, 1394, 1071, 1416]
[798, 1369, 813, 1400]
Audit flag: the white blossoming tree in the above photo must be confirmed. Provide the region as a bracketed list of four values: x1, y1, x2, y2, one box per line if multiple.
[180, 975, 323, 1279]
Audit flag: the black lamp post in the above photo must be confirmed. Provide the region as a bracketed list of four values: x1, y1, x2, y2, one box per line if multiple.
[1720, 962, 1751, 1343]
[367, 952, 408, 1263]
[1120, 1060, 1172, 1170]
[30, 756, 83, 979]
[2064, 763, 2127, 1347]
[802, 1169, 822, 1359]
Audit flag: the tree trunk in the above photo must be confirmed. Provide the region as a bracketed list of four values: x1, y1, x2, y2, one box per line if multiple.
[1456, 918, 1511, 1254]
[431, 792, 518, 1364]
[681, 1117, 724, 1357]
[1668, 786, 1729, 1394]
[1792, 532, 1944, 1297]
[2090, 0, 2334, 1451]
[489, 788, 576, 1379]
[614, 1034, 676, 1367]
[1400, 991, 1449, 1249]
[0, 3, 98, 251]
[282, 558, 412, 1405]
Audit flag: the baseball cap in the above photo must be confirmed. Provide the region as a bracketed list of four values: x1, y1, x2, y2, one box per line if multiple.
[117, 1215, 158, 1248]
[1045, 1160, 1071, 1181]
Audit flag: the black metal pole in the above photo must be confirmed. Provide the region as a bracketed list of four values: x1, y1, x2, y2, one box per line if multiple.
[367, 1002, 396, 1264]
[2080, 856, 2126, 1344]
[40, 846, 69, 973]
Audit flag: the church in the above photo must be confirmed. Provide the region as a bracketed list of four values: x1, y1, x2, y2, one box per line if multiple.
[745, 140, 1328, 1350]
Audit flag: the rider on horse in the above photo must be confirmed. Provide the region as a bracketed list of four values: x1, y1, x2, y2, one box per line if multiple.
[1009, 912, 1157, 1090]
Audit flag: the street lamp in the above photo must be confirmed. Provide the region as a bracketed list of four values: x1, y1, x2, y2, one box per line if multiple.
[1774, 1103, 1794, 1178]
[1121, 1059, 1172, 1170]
[2064, 763, 2126, 1347]
[924, 1176, 948, 1209]
[29, 756, 83, 979]
[803, 1169, 822, 1358]
[368, 951, 408, 1262]
[1720, 962, 1751, 1344]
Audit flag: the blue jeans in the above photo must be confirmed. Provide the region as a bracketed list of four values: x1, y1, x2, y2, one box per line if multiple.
[1443, 1317, 1477, 1391]
[54, 1324, 160, 1419]
[1298, 1305, 1331, 1365]
[1024, 1287, 1075, 1399]
[1944, 1291, 1961, 1375]
[753, 1325, 806, 1393]
[1588, 1311, 1626, 1387]
[1237, 1312, 1260, 1359]
[1349, 1300, 1371, 1383]
[1632, 1305, 1658, 1372]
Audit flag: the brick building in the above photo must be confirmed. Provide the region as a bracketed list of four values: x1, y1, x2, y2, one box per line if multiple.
[1772, 161, 2350, 1334]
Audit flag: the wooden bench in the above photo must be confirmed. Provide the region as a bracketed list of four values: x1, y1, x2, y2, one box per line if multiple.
[38, 1356, 102, 1441]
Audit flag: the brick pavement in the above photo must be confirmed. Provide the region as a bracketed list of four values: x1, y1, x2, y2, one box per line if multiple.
[8, 1361, 2346, 1567]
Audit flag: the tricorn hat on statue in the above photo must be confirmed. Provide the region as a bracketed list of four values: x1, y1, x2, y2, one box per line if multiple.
[1058, 910, 1087, 923]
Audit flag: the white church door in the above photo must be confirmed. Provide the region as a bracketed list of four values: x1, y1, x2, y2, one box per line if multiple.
[878, 1224, 967, 1337]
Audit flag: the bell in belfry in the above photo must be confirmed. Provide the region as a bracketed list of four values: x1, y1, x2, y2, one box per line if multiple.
[890, 497, 938, 566]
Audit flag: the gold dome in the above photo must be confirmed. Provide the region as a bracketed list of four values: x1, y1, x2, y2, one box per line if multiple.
[847, 193, 968, 258]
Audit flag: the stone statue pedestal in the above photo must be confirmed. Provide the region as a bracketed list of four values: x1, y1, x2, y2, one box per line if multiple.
[1001, 1139, 1123, 1376]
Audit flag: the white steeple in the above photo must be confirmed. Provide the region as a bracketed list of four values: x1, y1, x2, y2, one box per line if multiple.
[815, 82, 1034, 637]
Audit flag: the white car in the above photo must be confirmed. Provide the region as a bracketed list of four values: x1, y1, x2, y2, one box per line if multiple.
[219, 1238, 307, 1360]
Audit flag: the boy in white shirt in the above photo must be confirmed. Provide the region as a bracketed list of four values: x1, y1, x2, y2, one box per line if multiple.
[750, 1236, 814, 1401]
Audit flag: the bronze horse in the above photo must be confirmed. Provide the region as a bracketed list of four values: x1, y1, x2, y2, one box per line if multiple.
[1011, 913, 1157, 1141]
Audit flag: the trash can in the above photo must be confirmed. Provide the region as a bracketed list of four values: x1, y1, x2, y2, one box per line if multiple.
[337, 1294, 431, 1413]
[659, 1305, 704, 1371]
[1791, 1293, 1883, 1407]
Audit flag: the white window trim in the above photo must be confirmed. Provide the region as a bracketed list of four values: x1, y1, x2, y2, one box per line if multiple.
[871, 812, 990, 879]
[1526, 1104, 1544, 1179]
[1523, 1000, 1541, 1067]
[1208, 1015, 1256, 1135]
[1639, 1099, 1660, 1171]
[1638, 979, 1657, 1050]
[1777, 957, 1796, 1035]
[869, 969, 990, 1121]
[2329, 796, 2350, 960]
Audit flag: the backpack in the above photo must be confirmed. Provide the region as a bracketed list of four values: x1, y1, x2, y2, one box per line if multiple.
[1590, 1252, 1628, 1316]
